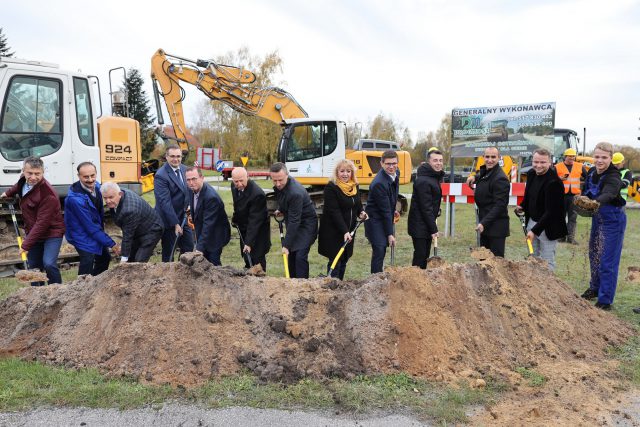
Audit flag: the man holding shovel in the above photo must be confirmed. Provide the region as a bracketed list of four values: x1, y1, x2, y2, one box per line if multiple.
[270, 162, 318, 279]
[231, 167, 270, 271]
[467, 147, 510, 257]
[365, 150, 400, 273]
[514, 148, 567, 271]
[408, 149, 444, 269]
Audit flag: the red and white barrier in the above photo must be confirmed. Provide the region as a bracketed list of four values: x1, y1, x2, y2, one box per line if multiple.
[440, 183, 525, 206]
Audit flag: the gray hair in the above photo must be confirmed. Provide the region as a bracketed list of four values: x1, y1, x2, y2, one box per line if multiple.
[101, 181, 121, 194]
[23, 156, 44, 170]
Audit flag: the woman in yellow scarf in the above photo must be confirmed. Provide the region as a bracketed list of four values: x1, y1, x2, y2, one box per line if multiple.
[318, 159, 367, 279]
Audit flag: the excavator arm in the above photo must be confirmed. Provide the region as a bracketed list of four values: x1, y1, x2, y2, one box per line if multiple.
[150, 49, 307, 152]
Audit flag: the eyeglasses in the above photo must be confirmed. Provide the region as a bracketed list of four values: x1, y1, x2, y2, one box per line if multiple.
[167, 155, 182, 159]
[383, 162, 398, 167]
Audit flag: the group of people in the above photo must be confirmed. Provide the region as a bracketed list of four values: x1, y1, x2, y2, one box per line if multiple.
[0, 143, 634, 311]
[461, 143, 630, 311]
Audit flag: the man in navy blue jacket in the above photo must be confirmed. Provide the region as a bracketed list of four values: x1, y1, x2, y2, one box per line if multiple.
[64, 162, 116, 276]
[185, 167, 230, 265]
[365, 150, 400, 273]
[154, 144, 194, 262]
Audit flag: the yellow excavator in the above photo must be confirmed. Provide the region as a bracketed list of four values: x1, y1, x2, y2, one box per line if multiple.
[150, 49, 412, 211]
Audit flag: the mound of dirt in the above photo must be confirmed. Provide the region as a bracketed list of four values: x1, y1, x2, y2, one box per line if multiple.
[0, 252, 634, 390]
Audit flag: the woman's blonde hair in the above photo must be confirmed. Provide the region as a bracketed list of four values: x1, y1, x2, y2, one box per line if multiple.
[594, 142, 613, 157]
[331, 159, 358, 184]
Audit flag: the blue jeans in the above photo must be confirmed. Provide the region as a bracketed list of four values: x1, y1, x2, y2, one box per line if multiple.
[27, 237, 63, 285]
[77, 246, 111, 276]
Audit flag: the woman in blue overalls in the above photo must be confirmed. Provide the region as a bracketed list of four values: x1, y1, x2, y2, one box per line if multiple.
[580, 142, 627, 310]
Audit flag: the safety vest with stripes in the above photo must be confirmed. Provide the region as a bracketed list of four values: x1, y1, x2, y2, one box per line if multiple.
[620, 169, 630, 200]
[556, 161, 583, 195]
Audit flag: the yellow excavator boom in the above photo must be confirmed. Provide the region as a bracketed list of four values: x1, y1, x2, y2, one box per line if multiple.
[151, 49, 307, 151]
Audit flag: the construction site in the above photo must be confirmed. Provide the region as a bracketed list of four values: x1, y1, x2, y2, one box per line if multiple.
[2, 4, 640, 425]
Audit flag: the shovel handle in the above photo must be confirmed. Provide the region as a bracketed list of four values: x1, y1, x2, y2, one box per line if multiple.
[526, 238, 534, 255]
[283, 253, 290, 278]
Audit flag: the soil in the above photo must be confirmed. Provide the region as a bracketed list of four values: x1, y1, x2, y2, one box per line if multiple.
[0, 250, 637, 425]
[14, 270, 49, 283]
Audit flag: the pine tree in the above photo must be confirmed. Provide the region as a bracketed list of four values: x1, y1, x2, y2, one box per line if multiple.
[124, 68, 156, 158]
[0, 27, 14, 57]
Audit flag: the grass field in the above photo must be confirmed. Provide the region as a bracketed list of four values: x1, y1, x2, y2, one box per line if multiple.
[1, 189, 638, 422]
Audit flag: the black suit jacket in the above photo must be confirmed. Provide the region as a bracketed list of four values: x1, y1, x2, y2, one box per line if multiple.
[520, 168, 568, 240]
[154, 162, 190, 228]
[190, 183, 230, 252]
[274, 177, 318, 252]
[113, 189, 163, 258]
[474, 165, 510, 238]
[365, 169, 399, 246]
[231, 179, 271, 257]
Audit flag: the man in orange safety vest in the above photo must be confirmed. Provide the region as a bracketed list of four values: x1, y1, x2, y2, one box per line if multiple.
[555, 148, 588, 244]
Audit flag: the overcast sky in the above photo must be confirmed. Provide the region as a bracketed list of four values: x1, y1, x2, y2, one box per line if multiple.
[3, 0, 639, 150]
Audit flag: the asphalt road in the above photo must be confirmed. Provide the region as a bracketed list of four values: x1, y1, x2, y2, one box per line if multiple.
[0, 405, 429, 426]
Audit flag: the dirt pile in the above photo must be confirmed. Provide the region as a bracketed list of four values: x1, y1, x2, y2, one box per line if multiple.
[0, 252, 634, 389]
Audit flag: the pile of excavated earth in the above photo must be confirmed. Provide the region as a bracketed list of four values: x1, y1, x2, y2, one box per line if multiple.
[0, 250, 638, 425]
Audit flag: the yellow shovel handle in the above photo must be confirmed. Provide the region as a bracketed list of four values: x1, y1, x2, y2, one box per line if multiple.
[283, 253, 290, 278]
[17, 236, 26, 261]
[330, 247, 345, 271]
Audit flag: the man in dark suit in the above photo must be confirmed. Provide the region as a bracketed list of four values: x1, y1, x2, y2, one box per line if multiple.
[231, 167, 271, 271]
[102, 182, 163, 263]
[185, 167, 230, 266]
[270, 162, 318, 279]
[515, 148, 567, 271]
[365, 150, 400, 273]
[467, 146, 511, 257]
[154, 144, 194, 262]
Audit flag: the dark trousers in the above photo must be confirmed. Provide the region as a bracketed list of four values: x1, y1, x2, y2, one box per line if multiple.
[411, 237, 433, 269]
[128, 227, 162, 262]
[480, 235, 506, 257]
[77, 246, 111, 276]
[26, 237, 63, 286]
[326, 258, 348, 280]
[371, 245, 387, 273]
[288, 246, 311, 278]
[160, 226, 194, 262]
[203, 247, 223, 266]
[241, 248, 267, 272]
[563, 194, 578, 241]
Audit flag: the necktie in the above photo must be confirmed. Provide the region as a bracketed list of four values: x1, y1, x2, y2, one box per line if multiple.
[193, 193, 199, 212]
[175, 169, 184, 187]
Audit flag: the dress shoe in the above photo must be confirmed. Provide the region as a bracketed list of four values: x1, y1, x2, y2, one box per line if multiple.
[632, 307, 640, 314]
[595, 302, 612, 311]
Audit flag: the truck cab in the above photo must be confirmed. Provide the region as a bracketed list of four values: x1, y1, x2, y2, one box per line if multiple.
[0, 57, 101, 195]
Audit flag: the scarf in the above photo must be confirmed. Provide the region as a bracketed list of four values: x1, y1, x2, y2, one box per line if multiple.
[336, 179, 357, 197]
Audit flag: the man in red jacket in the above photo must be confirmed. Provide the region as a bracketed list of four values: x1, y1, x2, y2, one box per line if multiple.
[1, 156, 65, 285]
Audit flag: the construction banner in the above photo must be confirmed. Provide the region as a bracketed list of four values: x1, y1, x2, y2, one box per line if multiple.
[451, 102, 556, 158]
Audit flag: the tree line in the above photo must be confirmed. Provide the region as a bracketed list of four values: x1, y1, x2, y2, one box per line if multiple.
[1, 29, 638, 171]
